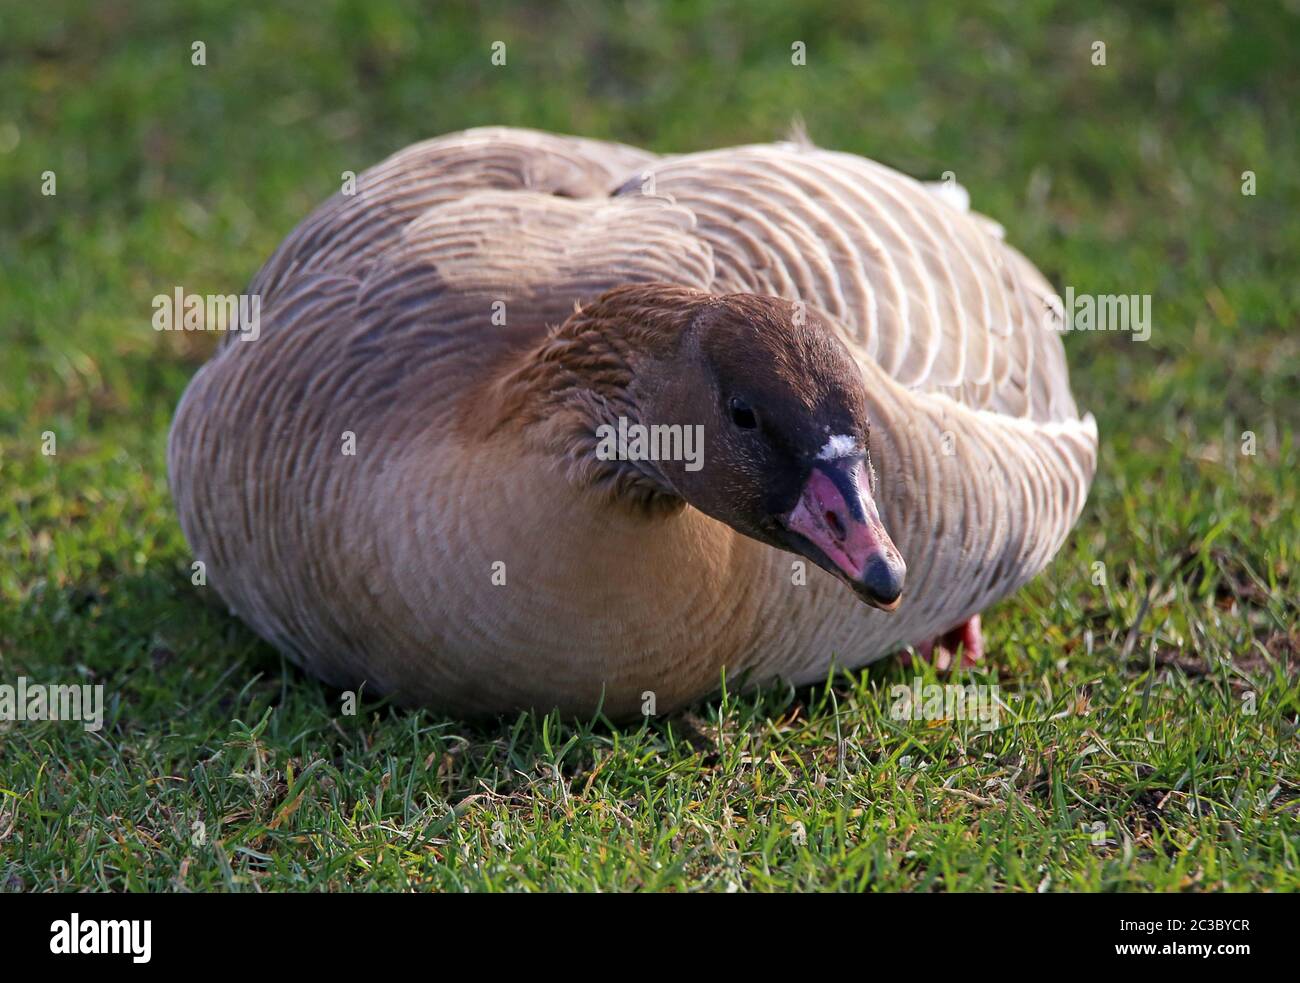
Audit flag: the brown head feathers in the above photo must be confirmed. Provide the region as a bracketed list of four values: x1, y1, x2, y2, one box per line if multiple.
[478, 284, 872, 515]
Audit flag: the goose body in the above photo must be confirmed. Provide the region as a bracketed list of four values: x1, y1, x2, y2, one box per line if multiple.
[169, 127, 1097, 717]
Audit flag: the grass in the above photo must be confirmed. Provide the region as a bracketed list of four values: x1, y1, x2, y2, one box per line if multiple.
[1, 0, 1297, 891]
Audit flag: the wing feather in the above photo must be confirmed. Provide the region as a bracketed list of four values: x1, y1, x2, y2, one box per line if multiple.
[244, 127, 1083, 427]
[634, 142, 1078, 423]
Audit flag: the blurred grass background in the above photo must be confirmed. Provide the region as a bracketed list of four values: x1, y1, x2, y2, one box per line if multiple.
[0, 0, 1296, 891]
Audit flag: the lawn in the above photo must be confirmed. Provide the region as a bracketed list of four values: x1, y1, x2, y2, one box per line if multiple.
[0, 1, 1296, 891]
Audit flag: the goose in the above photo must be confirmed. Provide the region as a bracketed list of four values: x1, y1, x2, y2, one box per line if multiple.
[168, 126, 1097, 718]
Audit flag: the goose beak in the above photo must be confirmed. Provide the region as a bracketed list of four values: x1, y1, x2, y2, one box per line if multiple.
[780, 458, 906, 610]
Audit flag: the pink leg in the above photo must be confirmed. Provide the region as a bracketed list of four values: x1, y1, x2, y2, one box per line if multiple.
[906, 614, 983, 670]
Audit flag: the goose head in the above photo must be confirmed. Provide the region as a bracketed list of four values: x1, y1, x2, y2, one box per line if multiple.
[567, 287, 907, 611]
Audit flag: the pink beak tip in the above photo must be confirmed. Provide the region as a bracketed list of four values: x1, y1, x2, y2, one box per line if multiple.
[783, 464, 905, 609]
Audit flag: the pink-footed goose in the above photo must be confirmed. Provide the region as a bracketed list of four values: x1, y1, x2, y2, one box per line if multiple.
[168, 126, 1097, 717]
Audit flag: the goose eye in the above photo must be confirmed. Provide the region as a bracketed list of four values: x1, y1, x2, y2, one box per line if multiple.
[728, 397, 758, 430]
